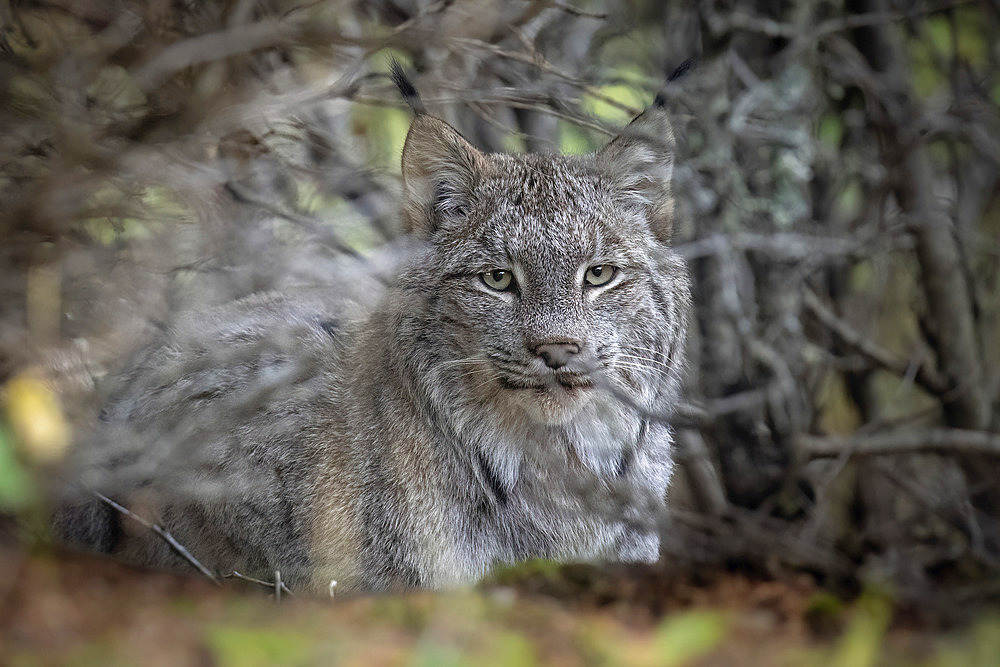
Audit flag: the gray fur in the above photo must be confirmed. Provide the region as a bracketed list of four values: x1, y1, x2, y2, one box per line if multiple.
[55, 102, 691, 594]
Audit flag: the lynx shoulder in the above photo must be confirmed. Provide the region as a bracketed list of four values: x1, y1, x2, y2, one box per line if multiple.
[55, 67, 692, 593]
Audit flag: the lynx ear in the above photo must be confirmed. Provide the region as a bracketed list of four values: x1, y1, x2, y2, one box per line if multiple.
[597, 106, 676, 243]
[401, 115, 487, 237]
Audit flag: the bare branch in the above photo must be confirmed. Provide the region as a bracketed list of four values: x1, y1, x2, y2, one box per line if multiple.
[675, 232, 867, 262]
[802, 288, 950, 396]
[664, 508, 853, 576]
[798, 429, 1000, 459]
[135, 20, 291, 90]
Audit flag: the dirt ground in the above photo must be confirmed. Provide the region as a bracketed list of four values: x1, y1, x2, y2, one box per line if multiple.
[3, 534, 997, 667]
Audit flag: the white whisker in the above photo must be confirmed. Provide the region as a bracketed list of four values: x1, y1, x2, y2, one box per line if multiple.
[612, 361, 669, 377]
[436, 356, 487, 369]
[468, 373, 501, 393]
[627, 345, 667, 355]
[616, 353, 673, 373]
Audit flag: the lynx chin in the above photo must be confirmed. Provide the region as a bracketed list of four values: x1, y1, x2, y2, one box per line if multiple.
[55, 63, 692, 594]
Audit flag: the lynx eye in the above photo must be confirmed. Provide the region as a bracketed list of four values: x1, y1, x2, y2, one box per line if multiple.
[481, 269, 514, 291]
[584, 265, 617, 287]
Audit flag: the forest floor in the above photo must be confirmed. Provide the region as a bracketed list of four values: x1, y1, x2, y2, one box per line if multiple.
[3, 535, 998, 667]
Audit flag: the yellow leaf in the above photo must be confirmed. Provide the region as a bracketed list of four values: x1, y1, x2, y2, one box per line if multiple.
[4, 373, 70, 464]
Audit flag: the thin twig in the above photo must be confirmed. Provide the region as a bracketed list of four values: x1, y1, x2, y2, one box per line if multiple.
[224, 570, 296, 598]
[94, 492, 219, 584]
[454, 36, 643, 117]
[223, 182, 362, 259]
[552, 1, 608, 20]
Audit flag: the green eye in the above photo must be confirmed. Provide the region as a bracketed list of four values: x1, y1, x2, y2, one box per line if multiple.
[481, 269, 514, 291]
[584, 265, 617, 287]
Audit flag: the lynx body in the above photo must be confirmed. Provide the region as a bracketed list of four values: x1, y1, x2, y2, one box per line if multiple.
[57, 70, 691, 593]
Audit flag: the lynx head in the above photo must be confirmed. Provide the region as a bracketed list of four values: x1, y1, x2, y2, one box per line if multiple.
[391, 65, 690, 428]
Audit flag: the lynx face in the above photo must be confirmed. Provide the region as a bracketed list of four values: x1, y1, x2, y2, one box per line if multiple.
[397, 109, 688, 428]
[426, 157, 677, 424]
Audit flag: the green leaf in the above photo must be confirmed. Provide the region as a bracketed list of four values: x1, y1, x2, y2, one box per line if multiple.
[0, 425, 35, 512]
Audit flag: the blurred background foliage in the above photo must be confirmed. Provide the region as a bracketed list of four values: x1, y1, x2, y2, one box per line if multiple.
[1, 0, 1000, 662]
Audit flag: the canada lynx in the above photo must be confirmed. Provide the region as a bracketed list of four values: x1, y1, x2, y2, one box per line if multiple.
[56, 65, 691, 594]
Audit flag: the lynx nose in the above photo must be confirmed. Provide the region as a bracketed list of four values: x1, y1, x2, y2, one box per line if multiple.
[533, 342, 581, 369]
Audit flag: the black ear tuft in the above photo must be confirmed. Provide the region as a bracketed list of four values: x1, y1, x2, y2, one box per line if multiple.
[668, 58, 695, 83]
[389, 58, 426, 115]
[653, 58, 695, 108]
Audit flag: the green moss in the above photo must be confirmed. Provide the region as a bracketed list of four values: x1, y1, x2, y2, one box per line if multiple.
[411, 642, 465, 667]
[368, 595, 433, 631]
[486, 557, 565, 586]
[488, 631, 537, 666]
[655, 611, 728, 667]
[205, 626, 313, 667]
[60, 633, 136, 667]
